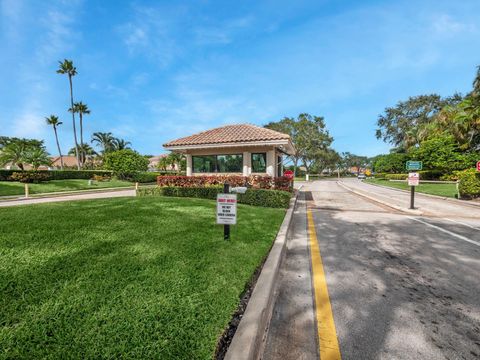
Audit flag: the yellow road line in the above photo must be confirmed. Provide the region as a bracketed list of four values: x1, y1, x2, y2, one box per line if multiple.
[307, 209, 342, 360]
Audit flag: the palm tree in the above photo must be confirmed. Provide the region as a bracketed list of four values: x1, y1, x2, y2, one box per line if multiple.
[24, 148, 51, 170]
[91, 132, 115, 155]
[0, 141, 25, 170]
[112, 138, 131, 151]
[45, 115, 64, 170]
[57, 59, 80, 170]
[69, 102, 90, 165]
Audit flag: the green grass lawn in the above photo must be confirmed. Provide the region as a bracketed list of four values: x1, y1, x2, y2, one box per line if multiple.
[0, 197, 285, 359]
[0, 179, 133, 197]
[366, 178, 458, 198]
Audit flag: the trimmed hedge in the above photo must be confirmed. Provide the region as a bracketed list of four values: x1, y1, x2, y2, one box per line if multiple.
[137, 186, 292, 208]
[0, 170, 113, 182]
[157, 175, 293, 192]
[456, 169, 480, 199]
[384, 173, 408, 180]
[383, 170, 444, 181]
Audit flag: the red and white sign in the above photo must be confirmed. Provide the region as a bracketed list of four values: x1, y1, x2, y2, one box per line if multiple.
[476, 161, 480, 171]
[408, 172, 420, 186]
[217, 194, 237, 225]
[284, 170, 294, 179]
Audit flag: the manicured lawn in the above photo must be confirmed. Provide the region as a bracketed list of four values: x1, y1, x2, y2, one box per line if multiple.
[0, 197, 285, 359]
[0, 179, 133, 197]
[365, 178, 458, 198]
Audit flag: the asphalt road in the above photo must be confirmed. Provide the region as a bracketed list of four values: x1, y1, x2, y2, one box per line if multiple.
[264, 180, 480, 360]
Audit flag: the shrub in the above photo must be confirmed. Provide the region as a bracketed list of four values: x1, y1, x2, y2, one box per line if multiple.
[137, 186, 292, 208]
[373, 153, 409, 173]
[456, 169, 480, 199]
[10, 172, 50, 183]
[0, 170, 113, 181]
[92, 174, 111, 182]
[417, 170, 443, 180]
[156, 175, 293, 192]
[103, 150, 149, 180]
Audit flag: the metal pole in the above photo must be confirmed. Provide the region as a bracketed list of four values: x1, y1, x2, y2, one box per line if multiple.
[223, 182, 230, 240]
[410, 186, 415, 209]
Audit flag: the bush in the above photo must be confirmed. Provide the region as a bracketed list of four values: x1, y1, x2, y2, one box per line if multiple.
[417, 170, 443, 180]
[456, 169, 480, 199]
[137, 186, 292, 208]
[384, 173, 408, 180]
[0, 170, 113, 181]
[130, 172, 176, 183]
[373, 153, 409, 173]
[103, 150, 149, 180]
[156, 175, 293, 192]
[10, 172, 50, 183]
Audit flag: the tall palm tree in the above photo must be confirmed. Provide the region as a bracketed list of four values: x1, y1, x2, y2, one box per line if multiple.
[112, 138, 131, 151]
[45, 115, 64, 170]
[91, 132, 115, 155]
[69, 102, 90, 165]
[57, 59, 80, 170]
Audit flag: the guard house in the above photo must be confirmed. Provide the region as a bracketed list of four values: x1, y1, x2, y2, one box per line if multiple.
[163, 124, 295, 177]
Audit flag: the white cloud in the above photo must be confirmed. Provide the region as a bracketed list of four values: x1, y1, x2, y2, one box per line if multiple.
[431, 14, 477, 36]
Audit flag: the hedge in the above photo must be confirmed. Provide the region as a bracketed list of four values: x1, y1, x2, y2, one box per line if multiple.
[137, 186, 292, 208]
[384, 173, 408, 180]
[383, 170, 444, 181]
[456, 169, 480, 199]
[156, 175, 293, 192]
[0, 170, 113, 182]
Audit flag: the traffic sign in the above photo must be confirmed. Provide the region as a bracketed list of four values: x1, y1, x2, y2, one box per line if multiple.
[217, 193, 237, 225]
[408, 172, 420, 186]
[406, 161, 422, 171]
[477, 161, 480, 171]
[284, 170, 294, 179]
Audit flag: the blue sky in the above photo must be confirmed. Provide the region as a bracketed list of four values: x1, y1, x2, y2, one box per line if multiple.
[1, 0, 479, 157]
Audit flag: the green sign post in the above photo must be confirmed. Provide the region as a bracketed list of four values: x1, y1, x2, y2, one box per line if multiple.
[406, 161, 423, 171]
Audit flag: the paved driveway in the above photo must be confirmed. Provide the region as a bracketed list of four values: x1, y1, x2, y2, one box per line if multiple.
[264, 180, 480, 360]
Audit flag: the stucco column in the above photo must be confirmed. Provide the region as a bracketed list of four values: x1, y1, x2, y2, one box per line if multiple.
[266, 150, 275, 177]
[186, 154, 192, 176]
[243, 151, 251, 176]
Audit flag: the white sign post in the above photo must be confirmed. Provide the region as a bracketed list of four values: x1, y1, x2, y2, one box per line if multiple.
[407, 172, 419, 209]
[217, 193, 237, 225]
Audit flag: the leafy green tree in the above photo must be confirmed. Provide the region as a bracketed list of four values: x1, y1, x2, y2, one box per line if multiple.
[0, 138, 48, 170]
[409, 134, 477, 173]
[57, 59, 81, 169]
[265, 113, 333, 175]
[342, 152, 368, 175]
[375, 94, 463, 150]
[103, 149, 149, 179]
[45, 115, 64, 169]
[372, 153, 409, 173]
[312, 149, 341, 174]
[91, 132, 115, 154]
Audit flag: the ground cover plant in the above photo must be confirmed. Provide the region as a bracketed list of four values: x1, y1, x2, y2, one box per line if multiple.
[365, 178, 458, 198]
[0, 197, 285, 358]
[0, 179, 133, 197]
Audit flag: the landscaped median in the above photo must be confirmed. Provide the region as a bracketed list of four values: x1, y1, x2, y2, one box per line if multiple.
[0, 196, 286, 358]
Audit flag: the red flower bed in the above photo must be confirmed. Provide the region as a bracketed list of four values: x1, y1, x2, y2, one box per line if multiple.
[157, 175, 293, 191]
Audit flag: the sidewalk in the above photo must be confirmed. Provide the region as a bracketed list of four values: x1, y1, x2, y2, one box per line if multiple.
[0, 189, 136, 207]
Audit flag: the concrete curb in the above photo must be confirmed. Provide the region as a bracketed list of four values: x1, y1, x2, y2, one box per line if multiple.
[224, 191, 299, 360]
[337, 181, 423, 216]
[364, 180, 480, 209]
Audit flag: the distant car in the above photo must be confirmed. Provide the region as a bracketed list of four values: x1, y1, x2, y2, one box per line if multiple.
[357, 174, 366, 180]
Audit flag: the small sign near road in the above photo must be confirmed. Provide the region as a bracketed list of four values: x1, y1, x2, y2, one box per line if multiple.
[477, 161, 480, 171]
[406, 161, 423, 171]
[408, 172, 420, 186]
[217, 193, 237, 225]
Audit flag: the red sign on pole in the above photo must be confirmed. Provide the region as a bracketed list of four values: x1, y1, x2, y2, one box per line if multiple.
[477, 161, 480, 171]
[284, 170, 294, 179]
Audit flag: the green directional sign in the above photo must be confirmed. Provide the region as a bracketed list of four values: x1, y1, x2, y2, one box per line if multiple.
[406, 161, 422, 171]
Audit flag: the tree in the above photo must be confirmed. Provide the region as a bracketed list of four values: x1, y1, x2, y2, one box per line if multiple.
[103, 149, 149, 179]
[312, 149, 341, 174]
[112, 138, 131, 151]
[0, 138, 48, 170]
[91, 132, 115, 154]
[372, 153, 408, 173]
[265, 113, 333, 175]
[57, 59, 81, 169]
[375, 94, 463, 150]
[342, 152, 368, 175]
[24, 147, 51, 170]
[70, 102, 90, 165]
[45, 115, 64, 169]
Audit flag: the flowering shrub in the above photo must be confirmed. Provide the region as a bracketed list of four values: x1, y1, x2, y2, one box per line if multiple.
[157, 175, 293, 192]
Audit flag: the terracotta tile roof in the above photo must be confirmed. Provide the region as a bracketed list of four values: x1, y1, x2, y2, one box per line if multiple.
[51, 156, 78, 167]
[163, 124, 290, 147]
